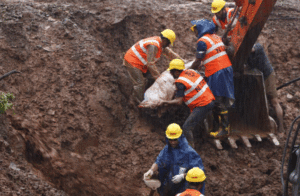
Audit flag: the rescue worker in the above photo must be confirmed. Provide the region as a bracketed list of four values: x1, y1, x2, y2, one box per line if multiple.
[190, 19, 235, 137]
[176, 167, 206, 196]
[123, 29, 182, 104]
[247, 43, 284, 133]
[143, 123, 205, 196]
[157, 59, 215, 147]
[211, 0, 238, 38]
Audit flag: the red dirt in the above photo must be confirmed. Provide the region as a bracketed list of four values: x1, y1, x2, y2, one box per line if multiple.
[0, 0, 299, 195]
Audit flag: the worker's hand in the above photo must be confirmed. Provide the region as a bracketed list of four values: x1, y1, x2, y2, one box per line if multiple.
[143, 169, 154, 180]
[171, 174, 185, 184]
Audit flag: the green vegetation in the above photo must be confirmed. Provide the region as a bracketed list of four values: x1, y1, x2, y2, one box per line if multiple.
[0, 92, 15, 114]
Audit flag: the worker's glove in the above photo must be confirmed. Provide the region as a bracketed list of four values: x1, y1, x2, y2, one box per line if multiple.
[143, 169, 154, 180]
[171, 174, 185, 184]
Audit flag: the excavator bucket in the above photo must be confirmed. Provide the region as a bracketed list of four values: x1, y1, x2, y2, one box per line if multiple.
[230, 70, 278, 144]
[208, 69, 279, 149]
[230, 69, 271, 136]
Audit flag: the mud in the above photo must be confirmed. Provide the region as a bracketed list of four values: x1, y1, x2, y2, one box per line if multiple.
[0, 0, 299, 195]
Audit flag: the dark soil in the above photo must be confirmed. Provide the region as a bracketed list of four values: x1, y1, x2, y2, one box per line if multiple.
[0, 0, 299, 195]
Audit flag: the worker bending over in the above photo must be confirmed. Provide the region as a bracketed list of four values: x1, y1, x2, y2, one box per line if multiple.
[211, 0, 238, 38]
[157, 59, 215, 147]
[190, 19, 235, 137]
[143, 123, 205, 196]
[247, 43, 284, 133]
[176, 167, 206, 196]
[124, 29, 182, 104]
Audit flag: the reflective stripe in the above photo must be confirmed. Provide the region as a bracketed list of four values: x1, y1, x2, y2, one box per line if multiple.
[178, 76, 203, 95]
[139, 41, 147, 53]
[178, 77, 194, 86]
[202, 36, 214, 46]
[131, 46, 147, 65]
[185, 84, 208, 105]
[139, 39, 160, 53]
[183, 76, 203, 95]
[227, 8, 234, 22]
[200, 194, 204, 196]
[214, 17, 222, 28]
[203, 51, 227, 65]
[206, 42, 224, 53]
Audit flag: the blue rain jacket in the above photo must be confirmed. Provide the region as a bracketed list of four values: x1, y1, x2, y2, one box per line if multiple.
[155, 135, 205, 196]
[207, 66, 235, 100]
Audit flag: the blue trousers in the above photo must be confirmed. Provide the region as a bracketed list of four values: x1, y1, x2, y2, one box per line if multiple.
[183, 101, 215, 145]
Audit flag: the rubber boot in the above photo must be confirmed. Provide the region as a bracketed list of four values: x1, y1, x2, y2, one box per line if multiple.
[211, 112, 221, 132]
[216, 110, 230, 137]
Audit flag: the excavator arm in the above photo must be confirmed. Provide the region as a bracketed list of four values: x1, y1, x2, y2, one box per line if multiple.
[230, 0, 278, 73]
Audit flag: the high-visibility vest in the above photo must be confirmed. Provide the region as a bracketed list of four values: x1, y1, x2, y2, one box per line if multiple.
[176, 189, 204, 196]
[124, 36, 163, 73]
[197, 34, 232, 77]
[175, 70, 215, 111]
[212, 7, 234, 36]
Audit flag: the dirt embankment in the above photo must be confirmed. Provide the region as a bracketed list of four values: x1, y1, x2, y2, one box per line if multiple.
[0, 0, 299, 195]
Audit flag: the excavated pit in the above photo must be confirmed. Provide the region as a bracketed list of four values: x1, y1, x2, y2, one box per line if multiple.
[0, 0, 299, 195]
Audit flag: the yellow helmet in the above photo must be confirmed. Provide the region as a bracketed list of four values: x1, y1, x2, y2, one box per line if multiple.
[211, 0, 226, 14]
[168, 59, 185, 71]
[161, 29, 176, 46]
[186, 167, 206, 182]
[165, 123, 182, 139]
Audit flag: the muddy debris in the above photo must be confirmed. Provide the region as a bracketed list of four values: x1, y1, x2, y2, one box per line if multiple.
[0, 0, 299, 195]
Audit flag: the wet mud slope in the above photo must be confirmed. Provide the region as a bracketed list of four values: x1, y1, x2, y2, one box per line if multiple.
[0, 0, 299, 195]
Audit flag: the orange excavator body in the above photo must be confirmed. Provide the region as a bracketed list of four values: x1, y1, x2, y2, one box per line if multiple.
[231, 0, 278, 73]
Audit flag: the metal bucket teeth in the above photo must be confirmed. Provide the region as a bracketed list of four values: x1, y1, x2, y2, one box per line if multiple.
[211, 134, 279, 149]
[213, 139, 223, 150]
[241, 136, 252, 148]
[254, 134, 262, 142]
[268, 133, 280, 146]
[228, 137, 238, 149]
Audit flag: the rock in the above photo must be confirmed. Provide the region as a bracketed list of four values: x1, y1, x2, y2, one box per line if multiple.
[48, 109, 55, 115]
[294, 91, 300, 98]
[48, 17, 56, 22]
[286, 93, 293, 101]
[9, 162, 20, 171]
[43, 46, 52, 52]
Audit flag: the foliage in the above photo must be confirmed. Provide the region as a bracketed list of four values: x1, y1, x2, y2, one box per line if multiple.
[0, 92, 15, 114]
